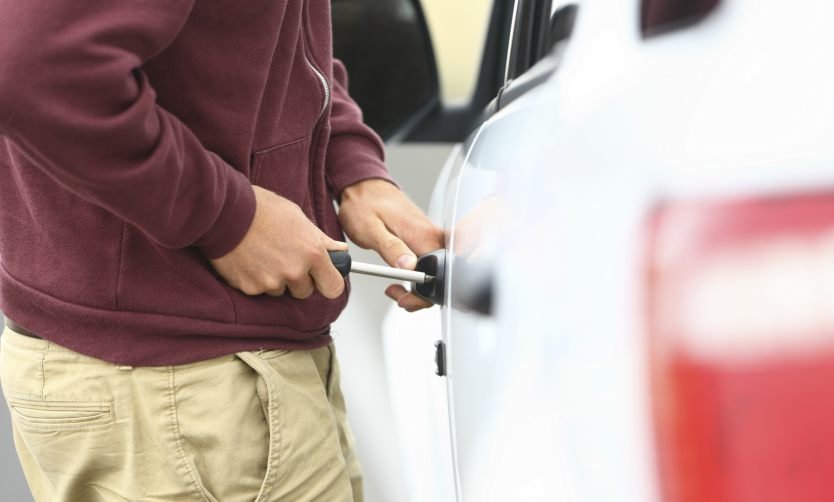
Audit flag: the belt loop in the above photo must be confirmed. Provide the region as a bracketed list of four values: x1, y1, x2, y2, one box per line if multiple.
[236, 351, 283, 502]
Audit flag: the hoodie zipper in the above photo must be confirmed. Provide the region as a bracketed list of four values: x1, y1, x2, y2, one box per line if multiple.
[305, 54, 330, 121]
[300, 3, 329, 227]
[303, 51, 328, 225]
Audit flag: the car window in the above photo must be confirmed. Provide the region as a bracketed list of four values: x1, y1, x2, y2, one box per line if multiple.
[505, 0, 578, 83]
[332, 0, 435, 138]
[422, 0, 495, 105]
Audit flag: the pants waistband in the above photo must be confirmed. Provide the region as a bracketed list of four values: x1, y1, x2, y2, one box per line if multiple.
[4, 319, 42, 339]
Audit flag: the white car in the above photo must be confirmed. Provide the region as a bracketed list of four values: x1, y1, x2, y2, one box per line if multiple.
[337, 0, 834, 501]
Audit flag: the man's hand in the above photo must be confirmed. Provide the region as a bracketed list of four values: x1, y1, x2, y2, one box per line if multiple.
[338, 179, 444, 311]
[211, 186, 347, 299]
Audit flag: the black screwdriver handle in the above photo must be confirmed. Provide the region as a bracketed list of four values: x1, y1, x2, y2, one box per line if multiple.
[328, 250, 352, 278]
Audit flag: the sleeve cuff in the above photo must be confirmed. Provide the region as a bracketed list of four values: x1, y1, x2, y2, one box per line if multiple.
[326, 134, 398, 199]
[196, 162, 257, 259]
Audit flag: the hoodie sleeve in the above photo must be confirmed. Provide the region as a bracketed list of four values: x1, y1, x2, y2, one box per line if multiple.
[325, 59, 398, 199]
[0, 0, 255, 259]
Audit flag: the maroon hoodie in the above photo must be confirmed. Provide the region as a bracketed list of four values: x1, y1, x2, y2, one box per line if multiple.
[0, 0, 394, 365]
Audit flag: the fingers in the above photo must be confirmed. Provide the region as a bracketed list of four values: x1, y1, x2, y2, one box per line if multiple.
[371, 192, 444, 257]
[241, 263, 339, 300]
[225, 245, 345, 300]
[211, 186, 350, 301]
[391, 213, 445, 258]
[351, 207, 441, 313]
[371, 212, 444, 268]
[366, 219, 418, 268]
[310, 247, 346, 299]
[385, 284, 433, 312]
[286, 273, 315, 299]
[385, 284, 407, 302]
[264, 284, 287, 297]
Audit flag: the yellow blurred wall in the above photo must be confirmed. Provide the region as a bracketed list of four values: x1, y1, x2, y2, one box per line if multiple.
[421, 0, 494, 104]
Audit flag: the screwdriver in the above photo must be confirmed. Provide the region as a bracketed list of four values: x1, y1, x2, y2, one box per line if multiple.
[328, 250, 434, 284]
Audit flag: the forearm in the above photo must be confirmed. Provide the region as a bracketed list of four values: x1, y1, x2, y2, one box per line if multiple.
[325, 60, 397, 199]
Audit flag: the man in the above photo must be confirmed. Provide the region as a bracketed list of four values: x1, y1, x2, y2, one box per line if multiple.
[0, 0, 441, 500]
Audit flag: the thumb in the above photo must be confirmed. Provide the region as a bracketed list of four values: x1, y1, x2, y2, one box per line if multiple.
[368, 220, 418, 270]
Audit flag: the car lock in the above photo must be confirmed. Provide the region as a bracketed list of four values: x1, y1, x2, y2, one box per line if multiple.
[329, 249, 446, 305]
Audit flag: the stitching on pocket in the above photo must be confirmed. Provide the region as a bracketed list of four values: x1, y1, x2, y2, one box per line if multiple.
[253, 134, 312, 157]
[8, 397, 114, 431]
[250, 135, 313, 188]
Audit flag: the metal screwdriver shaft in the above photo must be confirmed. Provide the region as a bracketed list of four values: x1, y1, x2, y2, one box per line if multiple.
[350, 261, 433, 284]
[328, 250, 434, 284]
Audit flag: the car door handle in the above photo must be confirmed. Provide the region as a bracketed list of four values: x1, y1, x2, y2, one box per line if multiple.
[451, 258, 494, 316]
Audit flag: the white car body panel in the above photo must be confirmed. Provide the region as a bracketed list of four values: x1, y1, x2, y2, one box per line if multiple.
[384, 0, 834, 500]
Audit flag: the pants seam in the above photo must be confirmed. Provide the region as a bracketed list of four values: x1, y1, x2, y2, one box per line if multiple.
[167, 367, 215, 502]
[325, 344, 335, 399]
[260, 356, 282, 501]
[39, 347, 47, 400]
[237, 352, 284, 502]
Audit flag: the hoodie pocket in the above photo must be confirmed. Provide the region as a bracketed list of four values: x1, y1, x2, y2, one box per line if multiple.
[251, 135, 315, 220]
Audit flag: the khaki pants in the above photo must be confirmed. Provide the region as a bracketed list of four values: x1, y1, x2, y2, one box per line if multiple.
[0, 327, 362, 502]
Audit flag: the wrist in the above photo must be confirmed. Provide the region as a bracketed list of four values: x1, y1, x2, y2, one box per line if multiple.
[340, 178, 399, 203]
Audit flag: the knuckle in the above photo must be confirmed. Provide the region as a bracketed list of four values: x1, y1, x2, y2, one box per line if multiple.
[285, 268, 307, 284]
[261, 276, 281, 292]
[300, 245, 322, 264]
[262, 280, 284, 292]
[310, 248, 327, 264]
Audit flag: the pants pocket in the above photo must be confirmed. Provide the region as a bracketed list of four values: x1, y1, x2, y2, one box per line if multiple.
[7, 397, 113, 431]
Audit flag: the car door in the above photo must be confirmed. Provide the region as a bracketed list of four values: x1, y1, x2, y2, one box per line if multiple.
[377, 1, 579, 500]
[332, 2, 511, 501]
[439, 3, 579, 500]
[343, 1, 834, 501]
